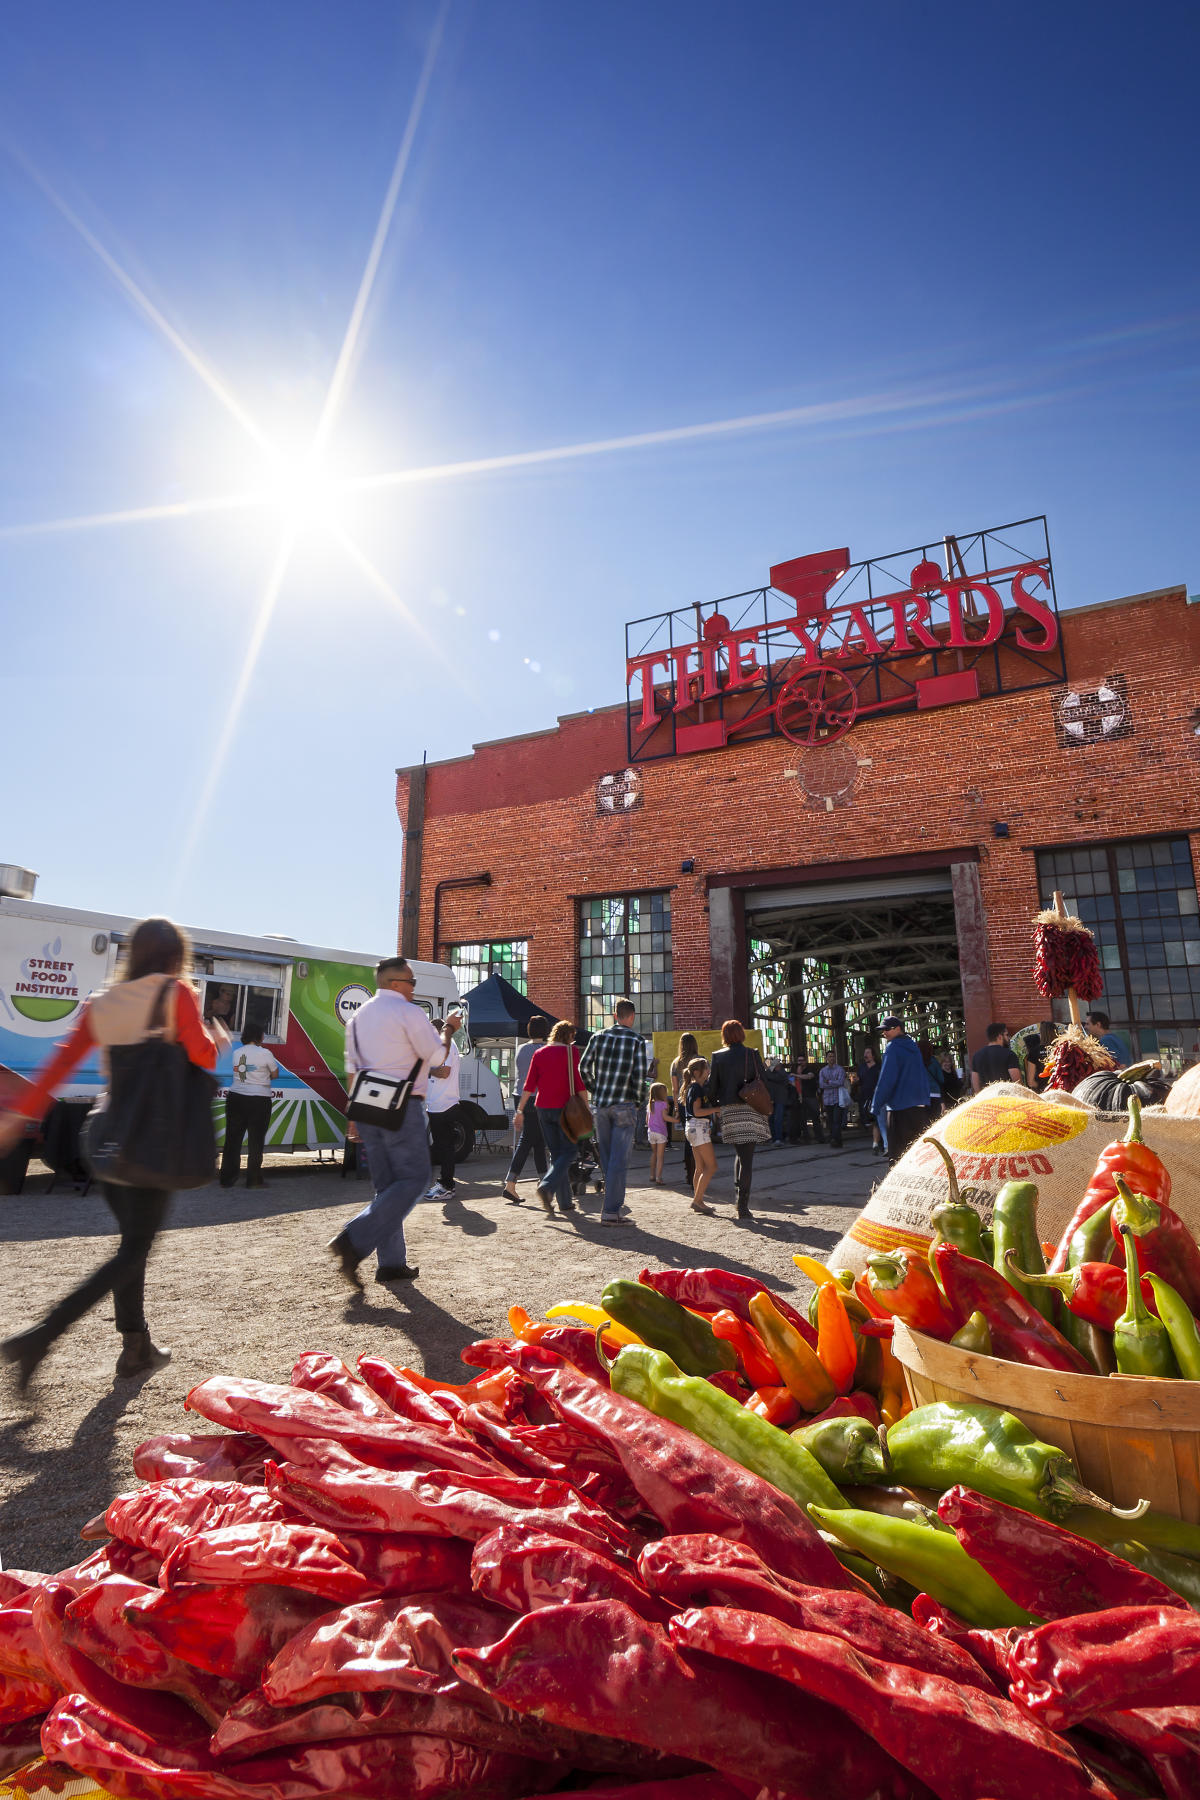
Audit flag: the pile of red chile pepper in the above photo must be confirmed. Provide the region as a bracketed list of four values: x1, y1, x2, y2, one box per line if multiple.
[8, 1296, 1200, 1800]
[1033, 911, 1105, 1004]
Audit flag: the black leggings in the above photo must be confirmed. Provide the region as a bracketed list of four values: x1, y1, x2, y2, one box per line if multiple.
[38, 1185, 170, 1342]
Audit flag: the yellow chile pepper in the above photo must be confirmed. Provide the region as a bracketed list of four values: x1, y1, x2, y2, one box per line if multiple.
[544, 1302, 643, 1346]
[749, 1290, 835, 1414]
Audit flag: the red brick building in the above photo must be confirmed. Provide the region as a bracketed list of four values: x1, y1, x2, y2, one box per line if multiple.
[396, 544, 1200, 1071]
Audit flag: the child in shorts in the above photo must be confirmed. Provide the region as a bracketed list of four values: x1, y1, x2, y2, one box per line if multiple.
[684, 1056, 718, 1215]
[646, 1082, 672, 1184]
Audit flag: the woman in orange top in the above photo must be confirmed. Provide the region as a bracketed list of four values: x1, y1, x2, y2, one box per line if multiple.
[0, 917, 223, 1391]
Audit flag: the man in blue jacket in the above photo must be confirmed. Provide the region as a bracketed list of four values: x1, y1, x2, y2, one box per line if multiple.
[871, 1016, 930, 1166]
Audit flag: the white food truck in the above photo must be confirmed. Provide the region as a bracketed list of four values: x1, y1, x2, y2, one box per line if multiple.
[0, 867, 509, 1160]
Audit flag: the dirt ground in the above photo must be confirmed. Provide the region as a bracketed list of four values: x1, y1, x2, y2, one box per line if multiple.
[0, 1132, 883, 1574]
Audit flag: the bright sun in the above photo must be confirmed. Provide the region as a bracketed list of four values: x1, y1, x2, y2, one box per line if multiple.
[261, 448, 345, 531]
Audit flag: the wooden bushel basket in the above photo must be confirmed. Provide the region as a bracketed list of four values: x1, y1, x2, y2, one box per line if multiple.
[891, 1318, 1200, 1523]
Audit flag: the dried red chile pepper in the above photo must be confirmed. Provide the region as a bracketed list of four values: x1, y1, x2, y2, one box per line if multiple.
[636, 1533, 992, 1691]
[289, 1353, 399, 1421]
[266, 1450, 634, 1562]
[186, 1376, 505, 1480]
[105, 1479, 293, 1560]
[125, 1581, 331, 1685]
[670, 1604, 1106, 1800]
[60, 1577, 243, 1728]
[1007, 1605, 1200, 1726]
[471, 1527, 672, 1624]
[1033, 916, 1104, 1004]
[936, 1485, 1187, 1619]
[486, 1349, 849, 1589]
[637, 1267, 817, 1346]
[0, 1671, 56, 1726]
[42, 1692, 548, 1800]
[261, 1593, 515, 1707]
[453, 1596, 923, 1799]
[131, 1433, 271, 1486]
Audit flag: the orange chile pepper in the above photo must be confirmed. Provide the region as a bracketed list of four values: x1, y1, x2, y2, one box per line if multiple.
[748, 1291, 836, 1414]
[815, 1283, 858, 1396]
[709, 1310, 781, 1389]
[745, 1385, 801, 1428]
[397, 1364, 513, 1404]
[508, 1304, 552, 1344]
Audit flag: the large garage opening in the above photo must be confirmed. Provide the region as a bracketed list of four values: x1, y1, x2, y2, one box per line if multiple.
[746, 870, 966, 1064]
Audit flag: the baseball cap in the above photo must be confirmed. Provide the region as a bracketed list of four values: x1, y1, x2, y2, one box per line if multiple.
[880, 1016, 904, 1031]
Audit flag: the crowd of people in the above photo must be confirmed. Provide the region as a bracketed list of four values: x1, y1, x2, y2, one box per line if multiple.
[0, 914, 1107, 1388]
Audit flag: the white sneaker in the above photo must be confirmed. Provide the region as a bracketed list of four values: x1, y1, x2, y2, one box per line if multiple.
[427, 1182, 453, 1200]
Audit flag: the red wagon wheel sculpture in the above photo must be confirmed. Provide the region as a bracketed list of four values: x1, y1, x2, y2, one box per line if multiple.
[775, 666, 859, 745]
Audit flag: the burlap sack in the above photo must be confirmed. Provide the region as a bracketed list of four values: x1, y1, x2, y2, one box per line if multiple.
[832, 1082, 1200, 1275]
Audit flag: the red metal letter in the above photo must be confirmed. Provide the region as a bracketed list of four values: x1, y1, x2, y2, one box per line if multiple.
[626, 651, 669, 732]
[1010, 564, 1059, 652]
[833, 604, 887, 659]
[885, 592, 940, 652]
[945, 581, 1005, 648]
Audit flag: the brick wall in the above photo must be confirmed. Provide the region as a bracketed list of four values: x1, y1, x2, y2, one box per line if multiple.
[396, 587, 1200, 1044]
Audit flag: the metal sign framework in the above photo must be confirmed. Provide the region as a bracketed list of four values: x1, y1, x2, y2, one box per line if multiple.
[624, 516, 1066, 764]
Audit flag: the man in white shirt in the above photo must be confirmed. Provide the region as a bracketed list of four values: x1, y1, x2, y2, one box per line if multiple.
[330, 957, 457, 1286]
[220, 1026, 279, 1190]
[424, 1023, 461, 1200]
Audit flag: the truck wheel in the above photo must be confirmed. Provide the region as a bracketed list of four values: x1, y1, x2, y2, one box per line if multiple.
[452, 1117, 476, 1161]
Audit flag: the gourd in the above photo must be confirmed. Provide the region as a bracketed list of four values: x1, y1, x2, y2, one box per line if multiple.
[1073, 1061, 1171, 1113]
[1165, 1062, 1200, 1119]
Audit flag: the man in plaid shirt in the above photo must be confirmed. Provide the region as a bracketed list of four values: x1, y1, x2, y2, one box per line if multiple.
[580, 998, 649, 1226]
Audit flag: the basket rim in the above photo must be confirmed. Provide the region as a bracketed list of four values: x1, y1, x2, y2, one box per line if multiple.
[891, 1319, 1200, 1431]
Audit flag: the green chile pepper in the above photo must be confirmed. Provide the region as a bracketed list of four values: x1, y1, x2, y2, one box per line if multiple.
[601, 1279, 736, 1377]
[885, 1401, 1146, 1522]
[1069, 1505, 1200, 1565]
[790, 1416, 889, 1486]
[993, 1180, 1054, 1321]
[924, 1139, 985, 1292]
[980, 1227, 995, 1263]
[949, 1311, 993, 1355]
[1146, 1274, 1200, 1382]
[1108, 1540, 1200, 1610]
[808, 1504, 1035, 1628]
[1113, 1226, 1179, 1380]
[607, 1343, 845, 1511]
[1060, 1196, 1120, 1374]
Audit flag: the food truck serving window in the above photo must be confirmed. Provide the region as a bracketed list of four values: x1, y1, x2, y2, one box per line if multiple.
[198, 965, 284, 1040]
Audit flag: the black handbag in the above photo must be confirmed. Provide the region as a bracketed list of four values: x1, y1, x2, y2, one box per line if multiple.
[345, 1016, 424, 1133]
[81, 978, 218, 1190]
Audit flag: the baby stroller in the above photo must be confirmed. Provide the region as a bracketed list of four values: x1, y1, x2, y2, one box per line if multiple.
[569, 1137, 605, 1201]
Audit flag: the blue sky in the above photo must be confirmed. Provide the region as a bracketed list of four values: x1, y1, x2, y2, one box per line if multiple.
[2, 1, 1197, 950]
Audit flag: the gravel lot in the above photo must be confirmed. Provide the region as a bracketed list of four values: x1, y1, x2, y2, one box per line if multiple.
[0, 1134, 881, 1572]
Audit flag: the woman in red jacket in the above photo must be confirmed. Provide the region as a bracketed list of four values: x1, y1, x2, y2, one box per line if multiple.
[0, 917, 223, 1390]
[511, 1018, 584, 1217]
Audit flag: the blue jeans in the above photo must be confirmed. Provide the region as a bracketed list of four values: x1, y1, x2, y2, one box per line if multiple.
[771, 1097, 786, 1142]
[346, 1102, 432, 1269]
[594, 1102, 637, 1218]
[535, 1108, 577, 1210]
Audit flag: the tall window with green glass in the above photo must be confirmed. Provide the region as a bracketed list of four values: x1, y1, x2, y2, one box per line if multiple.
[447, 940, 529, 995]
[579, 893, 672, 1034]
[1036, 837, 1199, 1071]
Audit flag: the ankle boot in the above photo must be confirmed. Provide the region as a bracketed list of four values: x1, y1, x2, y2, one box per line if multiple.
[115, 1331, 172, 1379]
[1, 1324, 55, 1393]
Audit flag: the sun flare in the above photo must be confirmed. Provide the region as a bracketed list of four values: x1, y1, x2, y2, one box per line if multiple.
[260, 448, 346, 531]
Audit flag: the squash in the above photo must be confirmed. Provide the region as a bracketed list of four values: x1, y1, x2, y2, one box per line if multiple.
[1073, 1061, 1172, 1113]
[1165, 1062, 1200, 1119]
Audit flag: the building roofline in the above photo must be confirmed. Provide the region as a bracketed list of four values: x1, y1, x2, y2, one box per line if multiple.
[395, 583, 1189, 776]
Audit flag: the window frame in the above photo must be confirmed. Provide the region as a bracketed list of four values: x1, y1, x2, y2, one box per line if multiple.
[578, 889, 673, 1036]
[1034, 834, 1200, 1061]
[446, 938, 530, 995]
